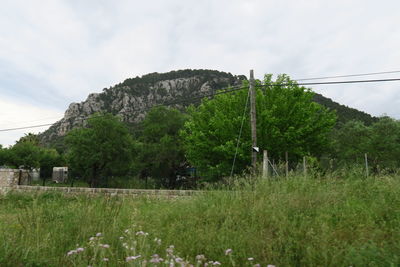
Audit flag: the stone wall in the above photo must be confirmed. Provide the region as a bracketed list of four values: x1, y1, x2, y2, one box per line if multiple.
[0, 172, 200, 197]
[9, 185, 200, 198]
[0, 169, 31, 187]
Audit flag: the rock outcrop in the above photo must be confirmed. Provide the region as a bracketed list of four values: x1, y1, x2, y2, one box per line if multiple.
[40, 69, 244, 144]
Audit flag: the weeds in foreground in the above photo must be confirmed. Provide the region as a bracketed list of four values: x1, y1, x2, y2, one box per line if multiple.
[1, 174, 400, 266]
[65, 228, 270, 266]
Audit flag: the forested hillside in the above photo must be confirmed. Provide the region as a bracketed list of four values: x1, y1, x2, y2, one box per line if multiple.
[313, 93, 378, 125]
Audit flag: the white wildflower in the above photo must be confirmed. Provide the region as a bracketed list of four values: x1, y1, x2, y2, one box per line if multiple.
[196, 254, 206, 261]
[126, 255, 141, 262]
[225, 248, 233, 255]
[67, 250, 77, 256]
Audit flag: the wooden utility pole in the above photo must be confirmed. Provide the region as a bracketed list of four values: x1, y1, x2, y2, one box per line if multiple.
[249, 70, 257, 170]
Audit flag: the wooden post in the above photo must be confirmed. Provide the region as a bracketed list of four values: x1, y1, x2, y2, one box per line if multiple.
[249, 70, 257, 170]
[285, 151, 289, 178]
[303, 156, 307, 176]
[365, 153, 369, 178]
[263, 150, 268, 178]
[18, 169, 22, 185]
[272, 159, 275, 176]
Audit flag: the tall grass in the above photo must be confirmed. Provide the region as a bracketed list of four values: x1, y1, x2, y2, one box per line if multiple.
[1, 173, 400, 266]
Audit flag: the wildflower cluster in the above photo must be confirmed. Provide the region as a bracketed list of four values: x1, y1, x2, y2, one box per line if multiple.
[65, 228, 275, 266]
[66, 247, 84, 256]
[66, 232, 112, 265]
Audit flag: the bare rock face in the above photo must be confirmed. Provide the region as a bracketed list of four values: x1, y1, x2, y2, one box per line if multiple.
[39, 69, 244, 145]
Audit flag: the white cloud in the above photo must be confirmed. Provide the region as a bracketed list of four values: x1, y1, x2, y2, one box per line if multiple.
[0, 96, 63, 147]
[1, 0, 400, 145]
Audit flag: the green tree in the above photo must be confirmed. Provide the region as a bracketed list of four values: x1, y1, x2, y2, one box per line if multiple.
[66, 113, 134, 187]
[181, 74, 336, 180]
[368, 117, 400, 169]
[332, 120, 371, 164]
[7, 142, 41, 169]
[332, 117, 400, 170]
[39, 148, 64, 184]
[0, 145, 9, 167]
[135, 106, 187, 188]
[16, 133, 40, 145]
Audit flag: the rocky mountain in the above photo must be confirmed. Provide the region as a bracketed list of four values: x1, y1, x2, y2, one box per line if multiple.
[39, 69, 377, 146]
[40, 70, 245, 144]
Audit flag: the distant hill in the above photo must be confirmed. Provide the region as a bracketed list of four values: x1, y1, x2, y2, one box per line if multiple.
[313, 93, 378, 126]
[39, 69, 377, 146]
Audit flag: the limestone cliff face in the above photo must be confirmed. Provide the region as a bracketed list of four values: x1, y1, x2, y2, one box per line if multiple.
[40, 70, 244, 144]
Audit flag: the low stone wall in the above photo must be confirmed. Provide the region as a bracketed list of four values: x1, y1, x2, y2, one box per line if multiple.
[8, 185, 200, 198]
[0, 169, 30, 187]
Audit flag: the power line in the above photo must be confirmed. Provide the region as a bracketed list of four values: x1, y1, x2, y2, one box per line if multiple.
[295, 77, 400, 86]
[295, 70, 400, 81]
[0, 84, 249, 133]
[0, 123, 55, 132]
[1, 77, 400, 133]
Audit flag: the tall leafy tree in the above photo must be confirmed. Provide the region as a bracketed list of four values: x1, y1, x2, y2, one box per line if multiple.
[332, 120, 371, 164]
[39, 148, 64, 183]
[181, 74, 336, 180]
[66, 113, 134, 187]
[134, 106, 187, 188]
[368, 117, 400, 169]
[0, 145, 9, 167]
[7, 141, 41, 169]
[16, 133, 40, 145]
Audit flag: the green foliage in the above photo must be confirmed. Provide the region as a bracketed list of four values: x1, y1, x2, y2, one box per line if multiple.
[181, 74, 336, 180]
[7, 142, 41, 169]
[1, 174, 400, 266]
[65, 113, 134, 187]
[332, 120, 371, 163]
[39, 149, 64, 179]
[120, 69, 241, 89]
[0, 133, 42, 169]
[16, 133, 40, 146]
[313, 93, 378, 126]
[40, 69, 377, 149]
[332, 117, 400, 170]
[368, 116, 400, 168]
[0, 135, 64, 176]
[134, 106, 188, 188]
[0, 146, 9, 167]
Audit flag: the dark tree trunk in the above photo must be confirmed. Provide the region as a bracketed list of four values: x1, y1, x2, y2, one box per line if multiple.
[91, 165, 98, 188]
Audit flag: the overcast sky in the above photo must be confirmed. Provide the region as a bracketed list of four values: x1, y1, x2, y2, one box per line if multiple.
[1, 0, 400, 146]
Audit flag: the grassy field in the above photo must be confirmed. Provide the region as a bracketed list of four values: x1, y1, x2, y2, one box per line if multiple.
[1, 173, 400, 266]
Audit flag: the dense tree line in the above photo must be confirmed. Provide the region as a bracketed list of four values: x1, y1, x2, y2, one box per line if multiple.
[332, 117, 400, 170]
[1, 74, 399, 188]
[0, 134, 65, 184]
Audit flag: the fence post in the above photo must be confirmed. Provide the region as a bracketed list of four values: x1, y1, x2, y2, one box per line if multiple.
[365, 153, 369, 178]
[285, 151, 289, 178]
[303, 156, 307, 177]
[263, 150, 268, 178]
